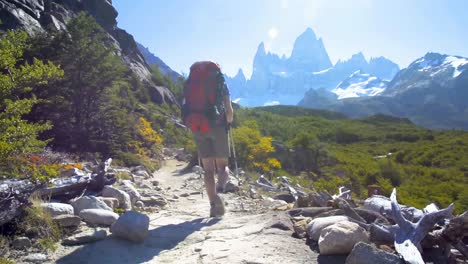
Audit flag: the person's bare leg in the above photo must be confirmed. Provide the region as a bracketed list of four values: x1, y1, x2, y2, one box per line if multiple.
[202, 158, 216, 203]
[215, 158, 229, 192]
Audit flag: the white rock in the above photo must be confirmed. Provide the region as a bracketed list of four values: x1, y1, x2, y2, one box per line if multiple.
[121, 180, 142, 205]
[98, 197, 120, 209]
[79, 209, 119, 226]
[111, 211, 149, 242]
[41, 202, 74, 216]
[71, 196, 113, 215]
[101, 186, 131, 209]
[306, 215, 350, 241]
[318, 221, 370, 255]
[53, 214, 82, 227]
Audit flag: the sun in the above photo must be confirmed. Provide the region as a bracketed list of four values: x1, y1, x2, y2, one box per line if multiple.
[268, 27, 279, 40]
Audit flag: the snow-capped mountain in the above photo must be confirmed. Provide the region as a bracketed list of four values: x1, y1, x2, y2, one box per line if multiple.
[332, 71, 388, 99]
[226, 28, 399, 107]
[383, 52, 468, 96]
[300, 52, 468, 130]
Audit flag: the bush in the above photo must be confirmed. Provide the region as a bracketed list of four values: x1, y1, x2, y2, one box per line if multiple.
[18, 196, 61, 245]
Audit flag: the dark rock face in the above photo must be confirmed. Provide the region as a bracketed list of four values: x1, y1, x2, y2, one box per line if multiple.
[0, 0, 176, 104]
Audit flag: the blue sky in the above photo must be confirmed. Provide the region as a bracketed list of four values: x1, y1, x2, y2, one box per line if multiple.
[113, 0, 468, 78]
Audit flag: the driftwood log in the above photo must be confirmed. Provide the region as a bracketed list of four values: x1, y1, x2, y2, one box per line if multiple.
[0, 180, 41, 226]
[36, 158, 115, 200]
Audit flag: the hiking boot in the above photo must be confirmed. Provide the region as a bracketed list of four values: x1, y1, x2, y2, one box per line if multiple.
[210, 194, 225, 217]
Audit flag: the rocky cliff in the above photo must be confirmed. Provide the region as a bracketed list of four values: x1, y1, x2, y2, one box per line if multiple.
[0, 0, 175, 104]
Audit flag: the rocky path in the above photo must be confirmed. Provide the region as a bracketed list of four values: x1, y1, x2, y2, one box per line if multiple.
[48, 160, 322, 264]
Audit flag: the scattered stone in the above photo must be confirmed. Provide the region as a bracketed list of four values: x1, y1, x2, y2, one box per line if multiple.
[79, 209, 119, 226]
[180, 193, 190, 197]
[111, 211, 149, 242]
[318, 221, 370, 255]
[139, 196, 167, 207]
[12, 236, 31, 249]
[60, 167, 86, 177]
[138, 182, 153, 189]
[190, 191, 201, 195]
[275, 204, 293, 211]
[40, 202, 74, 216]
[274, 193, 295, 203]
[264, 198, 287, 210]
[307, 215, 350, 241]
[23, 253, 48, 263]
[345, 242, 403, 264]
[62, 229, 108, 245]
[71, 196, 113, 215]
[53, 214, 82, 227]
[172, 194, 179, 199]
[121, 180, 142, 204]
[293, 218, 312, 238]
[133, 170, 150, 179]
[135, 201, 145, 208]
[270, 222, 291, 231]
[150, 180, 160, 186]
[101, 186, 131, 209]
[98, 197, 120, 209]
[224, 181, 239, 193]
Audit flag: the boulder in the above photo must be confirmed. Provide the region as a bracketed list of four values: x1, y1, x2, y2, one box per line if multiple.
[306, 215, 350, 241]
[121, 180, 142, 204]
[346, 242, 403, 264]
[98, 197, 120, 209]
[40, 202, 74, 216]
[12, 236, 31, 249]
[111, 211, 149, 242]
[318, 221, 370, 255]
[53, 214, 82, 227]
[79, 209, 119, 226]
[71, 196, 113, 215]
[101, 186, 131, 209]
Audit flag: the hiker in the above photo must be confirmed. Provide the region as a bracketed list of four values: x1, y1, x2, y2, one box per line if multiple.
[182, 61, 234, 217]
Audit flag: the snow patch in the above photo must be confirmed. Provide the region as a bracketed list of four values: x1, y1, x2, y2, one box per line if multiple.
[312, 67, 332, 75]
[263, 100, 280, 106]
[233, 98, 242, 103]
[445, 56, 468, 78]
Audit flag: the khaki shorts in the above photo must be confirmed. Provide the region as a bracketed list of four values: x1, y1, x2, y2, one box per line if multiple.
[194, 126, 230, 159]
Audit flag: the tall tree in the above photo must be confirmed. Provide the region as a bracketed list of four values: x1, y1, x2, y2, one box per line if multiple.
[32, 13, 131, 155]
[0, 30, 63, 176]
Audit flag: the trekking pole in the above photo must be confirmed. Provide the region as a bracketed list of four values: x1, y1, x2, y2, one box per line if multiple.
[198, 154, 204, 199]
[228, 125, 240, 186]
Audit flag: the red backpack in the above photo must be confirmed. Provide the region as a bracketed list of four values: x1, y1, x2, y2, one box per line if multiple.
[182, 61, 226, 133]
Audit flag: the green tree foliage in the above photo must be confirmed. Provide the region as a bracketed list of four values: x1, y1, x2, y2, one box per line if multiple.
[289, 132, 327, 177]
[0, 30, 63, 177]
[27, 13, 133, 156]
[232, 120, 281, 173]
[235, 106, 468, 213]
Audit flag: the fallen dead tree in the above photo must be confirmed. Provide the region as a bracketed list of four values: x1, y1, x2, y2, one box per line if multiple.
[0, 179, 41, 226]
[0, 159, 116, 225]
[288, 186, 467, 263]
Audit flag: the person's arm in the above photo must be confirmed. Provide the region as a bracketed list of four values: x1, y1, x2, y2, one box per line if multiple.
[224, 95, 233, 124]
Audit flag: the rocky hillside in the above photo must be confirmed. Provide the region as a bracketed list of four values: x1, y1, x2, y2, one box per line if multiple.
[137, 42, 181, 82]
[0, 0, 176, 104]
[299, 53, 468, 130]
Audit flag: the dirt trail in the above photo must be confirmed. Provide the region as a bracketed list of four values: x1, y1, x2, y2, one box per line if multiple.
[47, 159, 323, 264]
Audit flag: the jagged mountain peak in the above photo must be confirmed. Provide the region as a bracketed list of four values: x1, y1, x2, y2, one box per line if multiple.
[256, 42, 266, 56]
[235, 68, 246, 80]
